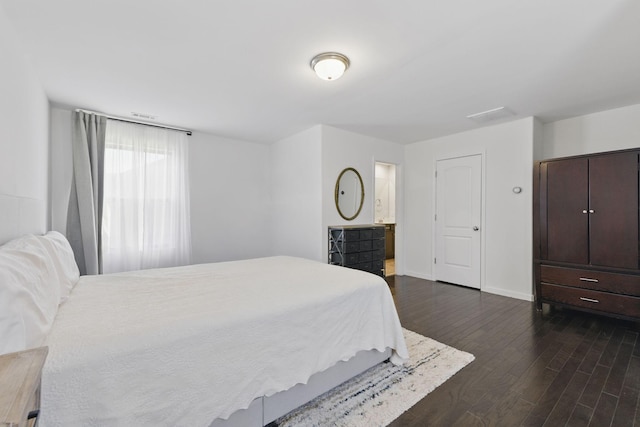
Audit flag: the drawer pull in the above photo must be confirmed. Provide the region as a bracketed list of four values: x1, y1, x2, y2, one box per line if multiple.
[579, 297, 600, 303]
[579, 277, 599, 283]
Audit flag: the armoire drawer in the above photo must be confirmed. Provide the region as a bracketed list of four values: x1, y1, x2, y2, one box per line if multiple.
[540, 283, 640, 318]
[540, 265, 640, 296]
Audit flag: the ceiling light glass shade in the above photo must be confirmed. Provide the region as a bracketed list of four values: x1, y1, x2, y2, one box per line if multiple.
[311, 52, 350, 81]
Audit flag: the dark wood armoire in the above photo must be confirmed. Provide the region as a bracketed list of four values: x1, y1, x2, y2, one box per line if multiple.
[533, 148, 640, 321]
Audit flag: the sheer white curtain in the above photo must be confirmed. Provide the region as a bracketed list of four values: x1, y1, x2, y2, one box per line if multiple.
[102, 120, 192, 274]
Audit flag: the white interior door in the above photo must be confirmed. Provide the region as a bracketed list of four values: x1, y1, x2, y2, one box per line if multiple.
[435, 155, 482, 289]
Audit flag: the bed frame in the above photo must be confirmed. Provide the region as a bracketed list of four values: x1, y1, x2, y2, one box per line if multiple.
[209, 347, 391, 427]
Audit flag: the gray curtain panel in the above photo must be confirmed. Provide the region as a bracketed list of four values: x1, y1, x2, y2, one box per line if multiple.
[66, 111, 107, 275]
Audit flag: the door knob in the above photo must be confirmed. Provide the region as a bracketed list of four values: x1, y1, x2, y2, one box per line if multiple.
[473, 226, 479, 231]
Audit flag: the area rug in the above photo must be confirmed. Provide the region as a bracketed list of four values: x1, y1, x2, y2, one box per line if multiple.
[275, 329, 474, 427]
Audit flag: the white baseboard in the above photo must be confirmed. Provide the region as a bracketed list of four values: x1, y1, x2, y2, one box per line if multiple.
[482, 286, 534, 302]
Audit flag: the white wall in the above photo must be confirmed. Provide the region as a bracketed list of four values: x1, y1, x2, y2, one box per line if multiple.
[270, 126, 323, 261]
[542, 103, 640, 159]
[268, 125, 404, 264]
[189, 132, 271, 264]
[321, 126, 404, 268]
[49, 107, 73, 233]
[404, 117, 537, 301]
[0, 8, 49, 244]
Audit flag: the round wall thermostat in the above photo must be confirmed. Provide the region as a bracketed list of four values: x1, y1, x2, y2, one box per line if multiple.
[512, 187, 522, 194]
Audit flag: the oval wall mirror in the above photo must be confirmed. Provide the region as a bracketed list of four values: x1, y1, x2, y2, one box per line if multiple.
[335, 167, 365, 220]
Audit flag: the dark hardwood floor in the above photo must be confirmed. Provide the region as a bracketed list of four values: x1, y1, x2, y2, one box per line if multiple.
[385, 275, 640, 427]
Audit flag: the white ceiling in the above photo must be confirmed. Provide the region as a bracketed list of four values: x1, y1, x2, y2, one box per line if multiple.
[2, 0, 640, 144]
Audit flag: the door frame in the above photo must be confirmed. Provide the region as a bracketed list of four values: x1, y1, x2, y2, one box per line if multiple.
[432, 149, 486, 291]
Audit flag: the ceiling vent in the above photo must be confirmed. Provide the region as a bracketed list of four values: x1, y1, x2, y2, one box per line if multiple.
[466, 107, 514, 123]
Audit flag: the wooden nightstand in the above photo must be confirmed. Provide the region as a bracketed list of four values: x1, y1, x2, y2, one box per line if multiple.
[0, 347, 48, 427]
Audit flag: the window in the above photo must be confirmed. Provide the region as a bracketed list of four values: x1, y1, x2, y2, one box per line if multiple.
[102, 120, 191, 273]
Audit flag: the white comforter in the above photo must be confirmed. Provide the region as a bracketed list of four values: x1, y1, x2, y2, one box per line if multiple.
[40, 256, 408, 427]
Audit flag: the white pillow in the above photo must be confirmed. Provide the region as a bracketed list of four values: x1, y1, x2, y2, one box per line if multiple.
[0, 234, 61, 355]
[39, 231, 80, 304]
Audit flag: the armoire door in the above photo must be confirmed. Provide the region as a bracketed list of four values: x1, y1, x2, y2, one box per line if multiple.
[589, 151, 639, 269]
[546, 158, 589, 264]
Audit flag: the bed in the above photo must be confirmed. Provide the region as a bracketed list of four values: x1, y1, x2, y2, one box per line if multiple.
[0, 232, 408, 427]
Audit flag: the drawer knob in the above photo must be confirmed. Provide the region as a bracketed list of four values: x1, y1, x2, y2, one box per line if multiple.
[579, 297, 600, 303]
[579, 277, 599, 283]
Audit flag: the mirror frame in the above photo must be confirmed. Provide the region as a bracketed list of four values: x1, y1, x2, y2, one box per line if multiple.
[334, 167, 365, 221]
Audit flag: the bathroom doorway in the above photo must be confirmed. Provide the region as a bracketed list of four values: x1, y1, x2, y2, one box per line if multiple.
[374, 162, 397, 276]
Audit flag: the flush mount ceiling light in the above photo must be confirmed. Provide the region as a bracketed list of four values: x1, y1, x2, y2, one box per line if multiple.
[310, 52, 350, 81]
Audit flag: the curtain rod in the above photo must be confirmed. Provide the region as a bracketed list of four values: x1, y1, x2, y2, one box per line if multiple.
[75, 109, 192, 136]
